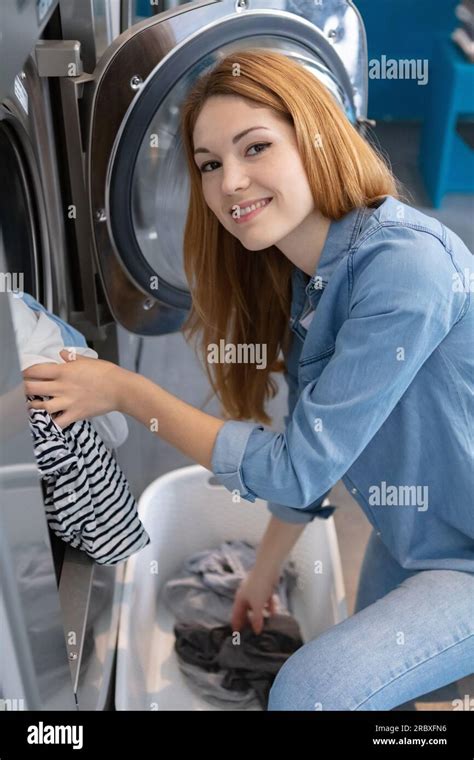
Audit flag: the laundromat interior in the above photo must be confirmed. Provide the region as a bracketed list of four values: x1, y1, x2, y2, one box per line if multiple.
[0, 0, 473, 718]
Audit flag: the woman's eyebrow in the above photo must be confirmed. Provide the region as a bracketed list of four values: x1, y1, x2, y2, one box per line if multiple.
[193, 126, 270, 155]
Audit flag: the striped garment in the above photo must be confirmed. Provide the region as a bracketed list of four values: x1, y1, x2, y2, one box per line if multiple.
[27, 396, 150, 565]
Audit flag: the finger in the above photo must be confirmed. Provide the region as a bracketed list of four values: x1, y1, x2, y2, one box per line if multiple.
[26, 398, 46, 411]
[24, 380, 61, 396]
[22, 363, 61, 380]
[231, 598, 250, 632]
[268, 594, 278, 615]
[248, 609, 263, 635]
[28, 397, 66, 416]
[51, 412, 75, 430]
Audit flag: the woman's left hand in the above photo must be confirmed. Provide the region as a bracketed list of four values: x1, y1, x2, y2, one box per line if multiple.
[22, 348, 128, 429]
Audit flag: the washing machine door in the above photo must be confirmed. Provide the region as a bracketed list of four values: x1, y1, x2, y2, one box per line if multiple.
[87, 0, 367, 336]
[0, 115, 42, 300]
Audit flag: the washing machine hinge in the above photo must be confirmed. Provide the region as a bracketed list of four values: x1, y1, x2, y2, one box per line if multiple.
[35, 40, 84, 79]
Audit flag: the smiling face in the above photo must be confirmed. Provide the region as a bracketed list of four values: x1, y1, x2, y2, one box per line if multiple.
[192, 95, 317, 252]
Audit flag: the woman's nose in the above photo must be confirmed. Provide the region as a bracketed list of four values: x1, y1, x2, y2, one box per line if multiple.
[220, 159, 250, 196]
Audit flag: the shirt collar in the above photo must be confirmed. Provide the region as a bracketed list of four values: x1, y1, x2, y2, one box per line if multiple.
[309, 205, 369, 300]
[290, 205, 369, 309]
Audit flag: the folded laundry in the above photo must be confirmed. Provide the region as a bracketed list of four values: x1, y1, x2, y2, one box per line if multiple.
[9, 291, 129, 449]
[28, 403, 150, 565]
[174, 614, 304, 708]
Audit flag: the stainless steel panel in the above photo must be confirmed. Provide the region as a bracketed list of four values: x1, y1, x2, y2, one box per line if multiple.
[0, 0, 59, 100]
[59, 0, 97, 72]
[0, 290, 76, 711]
[0, 52, 75, 324]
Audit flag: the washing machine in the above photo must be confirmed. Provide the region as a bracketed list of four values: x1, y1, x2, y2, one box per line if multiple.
[0, 0, 370, 710]
[0, 0, 127, 713]
[0, 0, 80, 713]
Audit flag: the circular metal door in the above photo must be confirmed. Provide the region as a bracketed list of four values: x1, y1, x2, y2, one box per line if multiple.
[0, 53, 71, 316]
[0, 115, 42, 299]
[87, 0, 367, 335]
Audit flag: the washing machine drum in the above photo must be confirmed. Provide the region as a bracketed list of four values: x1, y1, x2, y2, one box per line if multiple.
[0, 118, 41, 299]
[88, 0, 367, 335]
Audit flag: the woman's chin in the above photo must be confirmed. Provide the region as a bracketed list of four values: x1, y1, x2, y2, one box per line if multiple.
[240, 234, 279, 251]
[225, 223, 279, 250]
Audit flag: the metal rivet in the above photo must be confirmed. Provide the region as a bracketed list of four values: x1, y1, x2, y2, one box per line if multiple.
[235, 0, 248, 9]
[130, 75, 143, 91]
[328, 29, 338, 38]
[69, 651, 78, 661]
[351, 487, 357, 494]
[95, 209, 106, 222]
[143, 299, 154, 311]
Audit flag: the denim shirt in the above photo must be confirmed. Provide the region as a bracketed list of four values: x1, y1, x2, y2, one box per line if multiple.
[211, 195, 474, 573]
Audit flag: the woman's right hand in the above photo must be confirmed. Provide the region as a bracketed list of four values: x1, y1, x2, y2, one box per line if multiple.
[22, 350, 127, 429]
[231, 568, 280, 634]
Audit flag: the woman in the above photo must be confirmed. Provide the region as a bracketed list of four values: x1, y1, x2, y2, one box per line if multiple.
[23, 50, 474, 711]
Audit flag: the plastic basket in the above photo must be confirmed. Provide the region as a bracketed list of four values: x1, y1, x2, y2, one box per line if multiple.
[115, 465, 347, 710]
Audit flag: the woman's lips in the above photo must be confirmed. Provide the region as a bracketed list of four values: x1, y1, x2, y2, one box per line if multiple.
[232, 198, 273, 224]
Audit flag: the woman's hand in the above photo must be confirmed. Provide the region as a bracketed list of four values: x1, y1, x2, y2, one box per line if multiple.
[231, 517, 305, 634]
[231, 567, 280, 635]
[22, 348, 128, 429]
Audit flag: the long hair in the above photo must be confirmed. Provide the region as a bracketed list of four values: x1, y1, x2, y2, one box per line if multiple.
[179, 49, 405, 424]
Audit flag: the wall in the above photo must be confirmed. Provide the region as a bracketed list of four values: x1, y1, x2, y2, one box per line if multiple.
[355, 0, 458, 120]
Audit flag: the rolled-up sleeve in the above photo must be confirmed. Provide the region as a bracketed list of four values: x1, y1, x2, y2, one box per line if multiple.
[210, 230, 466, 513]
[268, 349, 334, 523]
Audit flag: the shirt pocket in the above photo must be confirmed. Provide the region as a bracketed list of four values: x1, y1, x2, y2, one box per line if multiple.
[298, 345, 336, 386]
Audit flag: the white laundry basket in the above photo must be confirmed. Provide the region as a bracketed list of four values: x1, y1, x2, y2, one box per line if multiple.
[115, 465, 347, 711]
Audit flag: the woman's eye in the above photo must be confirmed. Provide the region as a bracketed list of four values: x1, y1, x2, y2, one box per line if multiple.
[200, 160, 220, 173]
[246, 142, 271, 157]
[199, 142, 271, 173]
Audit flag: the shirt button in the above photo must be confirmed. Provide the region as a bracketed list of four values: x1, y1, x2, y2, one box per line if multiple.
[351, 487, 357, 494]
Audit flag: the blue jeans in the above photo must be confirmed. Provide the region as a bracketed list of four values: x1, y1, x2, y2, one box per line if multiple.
[268, 530, 474, 710]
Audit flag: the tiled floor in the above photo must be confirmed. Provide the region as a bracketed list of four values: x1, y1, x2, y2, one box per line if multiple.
[117, 121, 473, 711]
